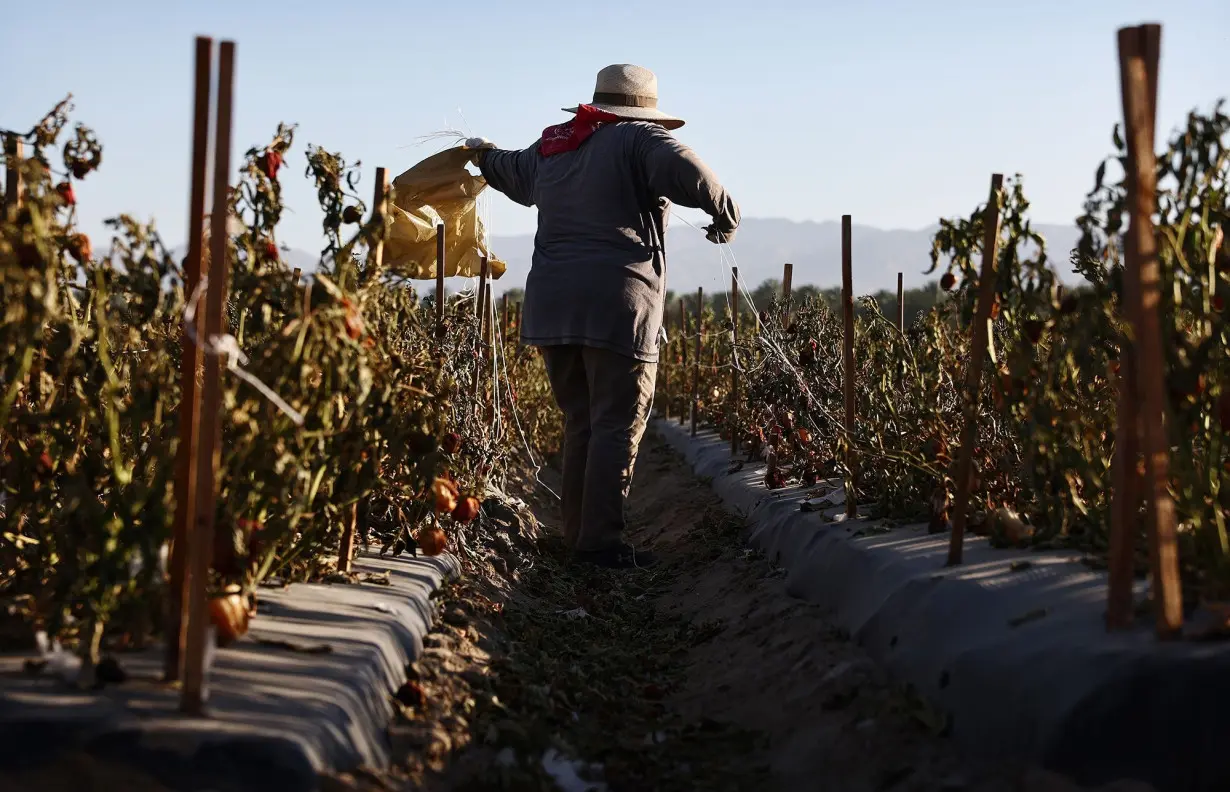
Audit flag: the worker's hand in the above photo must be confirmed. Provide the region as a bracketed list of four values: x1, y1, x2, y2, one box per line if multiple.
[704, 224, 736, 245]
[463, 137, 495, 166]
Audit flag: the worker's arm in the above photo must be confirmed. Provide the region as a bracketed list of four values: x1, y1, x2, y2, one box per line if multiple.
[472, 142, 540, 209]
[635, 125, 740, 243]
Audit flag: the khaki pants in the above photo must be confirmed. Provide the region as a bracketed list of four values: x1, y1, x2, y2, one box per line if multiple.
[540, 345, 657, 553]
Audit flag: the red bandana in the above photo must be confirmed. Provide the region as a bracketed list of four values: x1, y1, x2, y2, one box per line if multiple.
[539, 104, 623, 157]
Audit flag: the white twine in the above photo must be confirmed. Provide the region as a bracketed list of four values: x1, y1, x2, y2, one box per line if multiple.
[183, 276, 306, 426]
[470, 186, 560, 502]
[669, 211, 854, 443]
[489, 289, 503, 440]
[493, 293, 562, 502]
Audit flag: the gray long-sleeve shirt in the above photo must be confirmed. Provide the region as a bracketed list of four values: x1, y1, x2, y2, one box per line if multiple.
[478, 121, 739, 363]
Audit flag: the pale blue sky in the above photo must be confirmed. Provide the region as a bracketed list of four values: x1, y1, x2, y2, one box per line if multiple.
[4, 0, 1226, 255]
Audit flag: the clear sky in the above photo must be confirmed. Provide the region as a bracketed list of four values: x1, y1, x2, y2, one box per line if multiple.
[4, 0, 1227, 256]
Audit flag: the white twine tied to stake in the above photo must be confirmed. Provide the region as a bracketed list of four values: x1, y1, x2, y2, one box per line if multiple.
[183, 276, 306, 426]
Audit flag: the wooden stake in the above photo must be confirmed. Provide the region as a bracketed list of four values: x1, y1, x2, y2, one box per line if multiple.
[692, 287, 702, 437]
[946, 175, 1005, 567]
[501, 293, 509, 338]
[4, 135, 23, 215]
[336, 507, 359, 575]
[483, 283, 494, 345]
[781, 263, 793, 329]
[475, 256, 489, 320]
[662, 315, 671, 420]
[435, 222, 446, 340]
[336, 166, 388, 576]
[841, 216, 858, 519]
[369, 169, 388, 268]
[165, 35, 213, 684]
[896, 272, 905, 332]
[482, 282, 494, 404]
[182, 38, 235, 715]
[730, 268, 740, 456]
[678, 298, 688, 425]
[1106, 29, 1156, 630]
[1119, 23, 1182, 638]
[472, 255, 489, 403]
[514, 301, 523, 351]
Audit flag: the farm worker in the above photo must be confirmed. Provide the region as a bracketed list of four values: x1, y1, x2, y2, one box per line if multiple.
[466, 64, 739, 569]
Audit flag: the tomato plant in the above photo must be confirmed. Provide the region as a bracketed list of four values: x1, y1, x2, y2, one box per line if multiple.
[0, 100, 560, 663]
[665, 101, 1229, 601]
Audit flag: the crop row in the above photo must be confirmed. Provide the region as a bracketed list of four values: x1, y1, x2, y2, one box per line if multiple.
[0, 97, 558, 676]
[657, 99, 1228, 617]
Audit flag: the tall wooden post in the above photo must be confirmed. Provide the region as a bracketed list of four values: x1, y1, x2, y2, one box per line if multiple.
[501, 293, 509, 339]
[514, 301, 523, 351]
[435, 223, 446, 340]
[1106, 31, 1153, 632]
[841, 216, 858, 520]
[896, 272, 905, 332]
[165, 35, 213, 684]
[679, 298, 688, 425]
[730, 268, 740, 456]
[484, 285, 494, 343]
[945, 175, 1005, 567]
[336, 166, 388, 576]
[662, 311, 672, 420]
[475, 259, 489, 318]
[781, 262, 793, 329]
[182, 38, 236, 714]
[4, 135, 23, 215]
[692, 287, 702, 437]
[1119, 23, 1182, 638]
[481, 282, 494, 406]
[472, 256, 490, 403]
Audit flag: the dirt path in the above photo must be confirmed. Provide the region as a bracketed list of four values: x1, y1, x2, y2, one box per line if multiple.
[330, 430, 1151, 792]
[620, 436, 1094, 792]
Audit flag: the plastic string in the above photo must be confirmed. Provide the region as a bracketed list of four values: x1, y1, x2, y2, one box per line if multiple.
[183, 276, 306, 426]
[668, 211, 904, 466]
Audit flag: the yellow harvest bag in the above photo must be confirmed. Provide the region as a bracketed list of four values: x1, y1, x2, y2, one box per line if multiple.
[384, 146, 507, 280]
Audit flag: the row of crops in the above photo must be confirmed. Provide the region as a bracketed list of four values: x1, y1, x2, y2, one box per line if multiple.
[0, 97, 561, 673]
[656, 98, 1229, 617]
[1, 35, 1225, 689]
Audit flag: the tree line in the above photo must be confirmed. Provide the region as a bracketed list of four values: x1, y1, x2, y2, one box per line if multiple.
[431, 278, 948, 330]
[663, 278, 947, 328]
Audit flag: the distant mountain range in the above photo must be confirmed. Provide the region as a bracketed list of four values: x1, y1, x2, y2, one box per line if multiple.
[485, 218, 1086, 296]
[193, 218, 1086, 297]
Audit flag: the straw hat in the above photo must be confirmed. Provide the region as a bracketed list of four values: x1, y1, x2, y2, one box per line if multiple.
[563, 64, 685, 130]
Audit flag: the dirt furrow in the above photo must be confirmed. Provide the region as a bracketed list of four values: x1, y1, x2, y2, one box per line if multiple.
[330, 433, 1151, 792]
